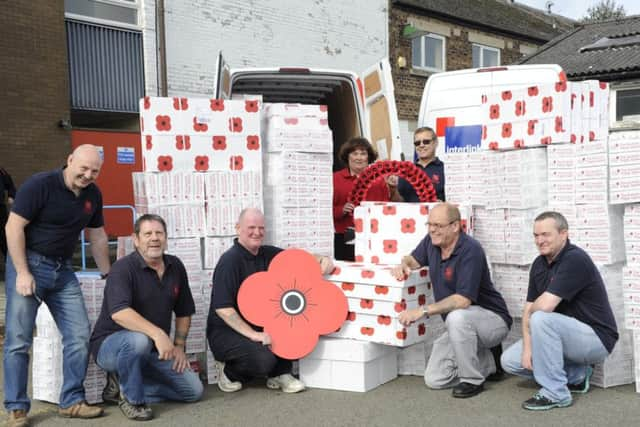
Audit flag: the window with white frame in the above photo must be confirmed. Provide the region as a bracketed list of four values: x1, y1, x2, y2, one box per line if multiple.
[65, 0, 139, 27]
[615, 87, 640, 121]
[412, 33, 446, 72]
[472, 44, 500, 68]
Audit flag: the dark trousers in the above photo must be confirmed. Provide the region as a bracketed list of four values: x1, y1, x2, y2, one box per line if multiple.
[334, 233, 355, 261]
[207, 326, 292, 383]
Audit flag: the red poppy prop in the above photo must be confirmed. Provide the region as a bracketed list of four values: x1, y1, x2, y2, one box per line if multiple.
[348, 160, 437, 206]
[237, 249, 348, 360]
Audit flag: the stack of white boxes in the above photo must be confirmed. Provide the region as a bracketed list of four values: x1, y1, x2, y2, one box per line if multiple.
[138, 96, 266, 384]
[33, 274, 107, 404]
[623, 204, 640, 390]
[299, 262, 431, 391]
[261, 104, 334, 256]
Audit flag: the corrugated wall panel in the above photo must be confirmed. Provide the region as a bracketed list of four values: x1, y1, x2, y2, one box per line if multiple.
[66, 20, 144, 112]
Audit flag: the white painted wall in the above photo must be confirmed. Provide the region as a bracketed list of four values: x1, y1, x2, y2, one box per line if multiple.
[142, 0, 388, 97]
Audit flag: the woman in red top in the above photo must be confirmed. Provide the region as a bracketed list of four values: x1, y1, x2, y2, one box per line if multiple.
[333, 137, 391, 261]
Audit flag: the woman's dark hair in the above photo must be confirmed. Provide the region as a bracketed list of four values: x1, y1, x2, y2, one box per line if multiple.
[338, 137, 378, 166]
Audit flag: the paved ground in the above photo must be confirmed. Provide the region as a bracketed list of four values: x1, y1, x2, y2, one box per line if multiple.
[1, 277, 639, 426]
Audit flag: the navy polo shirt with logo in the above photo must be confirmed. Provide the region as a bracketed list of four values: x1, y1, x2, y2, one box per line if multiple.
[89, 250, 195, 358]
[398, 158, 445, 202]
[411, 232, 512, 328]
[11, 168, 104, 260]
[527, 240, 618, 353]
[207, 239, 283, 332]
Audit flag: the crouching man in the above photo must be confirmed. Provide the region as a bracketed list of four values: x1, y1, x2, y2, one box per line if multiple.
[501, 211, 618, 410]
[392, 203, 511, 398]
[90, 214, 203, 421]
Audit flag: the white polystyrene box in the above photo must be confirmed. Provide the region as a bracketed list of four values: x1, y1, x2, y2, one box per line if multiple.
[299, 337, 398, 392]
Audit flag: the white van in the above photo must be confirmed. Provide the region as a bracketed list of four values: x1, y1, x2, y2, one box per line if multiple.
[213, 53, 404, 167]
[416, 64, 566, 156]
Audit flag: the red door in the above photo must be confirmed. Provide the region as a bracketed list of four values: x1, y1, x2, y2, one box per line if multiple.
[71, 130, 142, 236]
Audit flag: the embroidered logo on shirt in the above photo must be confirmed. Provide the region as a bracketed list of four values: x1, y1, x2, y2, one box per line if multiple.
[432, 173, 440, 184]
[444, 266, 454, 281]
[173, 285, 180, 298]
[83, 200, 93, 214]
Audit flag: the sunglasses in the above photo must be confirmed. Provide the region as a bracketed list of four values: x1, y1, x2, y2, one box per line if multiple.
[414, 138, 434, 147]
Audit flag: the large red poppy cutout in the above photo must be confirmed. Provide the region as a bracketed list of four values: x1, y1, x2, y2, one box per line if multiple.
[237, 249, 348, 360]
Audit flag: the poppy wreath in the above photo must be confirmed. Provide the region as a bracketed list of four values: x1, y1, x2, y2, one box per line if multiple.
[237, 249, 348, 360]
[348, 160, 437, 205]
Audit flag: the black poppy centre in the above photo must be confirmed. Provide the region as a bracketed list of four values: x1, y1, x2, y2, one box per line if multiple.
[280, 290, 306, 316]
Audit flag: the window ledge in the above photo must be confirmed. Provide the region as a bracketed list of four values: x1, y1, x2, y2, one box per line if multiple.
[410, 68, 439, 78]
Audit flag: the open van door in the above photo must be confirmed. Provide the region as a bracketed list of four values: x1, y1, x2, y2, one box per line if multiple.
[361, 59, 402, 160]
[213, 51, 232, 99]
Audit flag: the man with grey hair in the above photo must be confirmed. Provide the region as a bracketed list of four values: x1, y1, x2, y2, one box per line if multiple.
[207, 208, 334, 394]
[501, 211, 618, 411]
[4, 145, 110, 426]
[392, 203, 511, 399]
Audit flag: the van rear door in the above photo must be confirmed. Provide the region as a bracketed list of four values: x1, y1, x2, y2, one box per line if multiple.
[213, 51, 231, 99]
[361, 59, 402, 160]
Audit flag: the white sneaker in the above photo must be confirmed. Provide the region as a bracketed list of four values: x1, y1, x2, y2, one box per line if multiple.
[266, 373, 306, 393]
[215, 361, 242, 393]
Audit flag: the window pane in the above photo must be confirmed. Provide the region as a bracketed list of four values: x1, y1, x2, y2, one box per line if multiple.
[483, 49, 499, 67]
[425, 36, 443, 70]
[617, 89, 640, 121]
[412, 37, 422, 67]
[65, 0, 138, 25]
[472, 45, 481, 68]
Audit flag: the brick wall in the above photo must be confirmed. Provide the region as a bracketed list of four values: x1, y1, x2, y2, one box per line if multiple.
[152, 0, 388, 97]
[389, 6, 541, 121]
[0, 2, 71, 186]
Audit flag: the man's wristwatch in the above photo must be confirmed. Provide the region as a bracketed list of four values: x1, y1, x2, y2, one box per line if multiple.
[422, 306, 430, 319]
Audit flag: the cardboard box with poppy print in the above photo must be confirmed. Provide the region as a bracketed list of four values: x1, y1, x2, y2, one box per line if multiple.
[299, 337, 398, 392]
[139, 97, 262, 172]
[353, 202, 473, 265]
[325, 261, 431, 347]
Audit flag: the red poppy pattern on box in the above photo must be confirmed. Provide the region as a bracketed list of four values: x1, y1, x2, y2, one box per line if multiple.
[480, 78, 609, 151]
[139, 97, 261, 172]
[352, 202, 473, 265]
[325, 261, 431, 347]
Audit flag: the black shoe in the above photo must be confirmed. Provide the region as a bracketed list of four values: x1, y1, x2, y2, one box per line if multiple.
[452, 382, 484, 398]
[485, 371, 506, 382]
[118, 398, 153, 421]
[102, 372, 121, 405]
[522, 393, 572, 411]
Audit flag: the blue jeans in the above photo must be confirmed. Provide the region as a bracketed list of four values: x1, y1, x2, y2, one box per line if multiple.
[501, 311, 609, 402]
[4, 252, 91, 412]
[96, 331, 203, 404]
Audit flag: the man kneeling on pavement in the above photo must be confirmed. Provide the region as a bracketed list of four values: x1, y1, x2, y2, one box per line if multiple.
[90, 214, 203, 421]
[207, 208, 334, 393]
[501, 211, 618, 411]
[392, 203, 512, 398]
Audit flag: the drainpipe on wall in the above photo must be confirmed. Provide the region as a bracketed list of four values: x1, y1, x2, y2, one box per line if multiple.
[156, 0, 168, 96]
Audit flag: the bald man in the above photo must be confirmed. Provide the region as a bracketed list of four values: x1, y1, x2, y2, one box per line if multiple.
[4, 145, 110, 425]
[207, 208, 333, 394]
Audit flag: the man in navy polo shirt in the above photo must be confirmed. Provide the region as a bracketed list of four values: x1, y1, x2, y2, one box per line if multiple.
[392, 127, 445, 202]
[501, 211, 618, 411]
[207, 207, 334, 394]
[392, 203, 511, 398]
[90, 214, 203, 421]
[4, 145, 110, 426]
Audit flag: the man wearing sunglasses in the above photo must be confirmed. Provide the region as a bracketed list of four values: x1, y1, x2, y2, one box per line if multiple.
[393, 127, 445, 202]
[391, 203, 511, 399]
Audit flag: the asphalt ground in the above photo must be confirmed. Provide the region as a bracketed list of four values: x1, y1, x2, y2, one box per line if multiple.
[0, 350, 638, 426]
